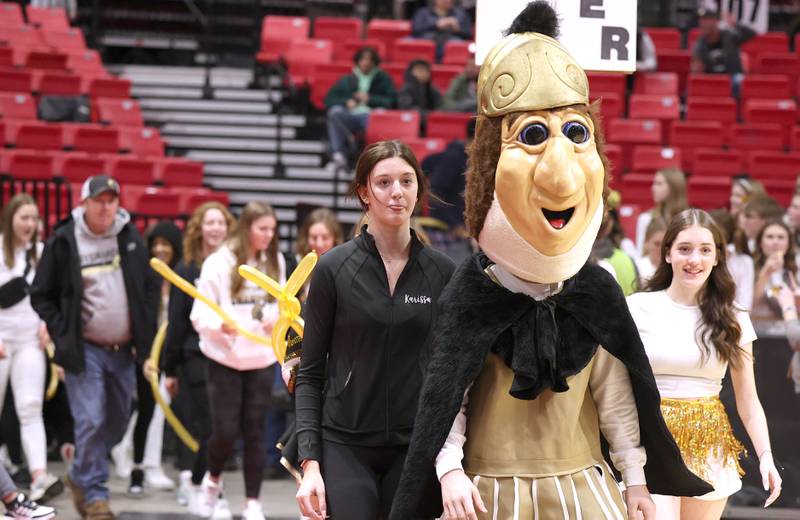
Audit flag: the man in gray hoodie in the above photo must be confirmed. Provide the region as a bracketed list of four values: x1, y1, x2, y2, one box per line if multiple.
[31, 176, 159, 520]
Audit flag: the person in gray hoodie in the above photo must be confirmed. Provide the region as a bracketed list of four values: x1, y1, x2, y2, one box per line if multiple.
[30, 175, 159, 520]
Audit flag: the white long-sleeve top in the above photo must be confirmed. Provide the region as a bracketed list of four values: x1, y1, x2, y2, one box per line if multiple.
[0, 240, 44, 343]
[191, 245, 283, 371]
[435, 263, 647, 486]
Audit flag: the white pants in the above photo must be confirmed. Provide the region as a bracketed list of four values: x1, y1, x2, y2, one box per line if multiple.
[0, 338, 47, 473]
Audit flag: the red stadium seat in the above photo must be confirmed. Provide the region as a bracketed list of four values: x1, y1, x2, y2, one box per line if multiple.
[620, 173, 655, 207]
[730, 123, 784, 151]
[25, 6, 69, 29]
[285, 39, 333, 86]
[686, 97, 737, 125]
[618, 204, 641, 242]
[42, 29, 86, 51]
[654, 49, 691, 91]
[4, 152, 53, 181]
[313, 16, 362, 41]
[631, 146, 682, 174]
[644, 28, 681, 51]
[1, 26, 43, 47]
[606, 119, 662, 171]
[118, 127, 165, 157]
[587, 72, 626, 99]
[633, 72, 679, 96]
[156, 159, 204, 187]
[426, 111, 472, 141]
[177, 188, 230, 214]
[604, 144, 622, 178]
[593, 93, 624, 121]
[366, 19, 412, 55]
[25, 50, 68, 70]
[0, 47, 12, 67]
[754, 53, 800, 83]
[73, 127, 119, 154]
[442, 40, 473, 65]
[741, 75, 792, 102]
[687, 176, 731, 209]
[392, 39, 435, 63]
[37, 72, 81, 96]
[405, 137, 446, 163]
[107, 157, 156, 185]
[430, 64, 461, 92]
[628, 94, 680, 141]
[366, 109, 420, 143]
[793, 127, 800, 150]
[256, 15, 310, 63]
[337, 38, 387, 62]
[67, 50, 105, 74]
[129, 188, 182, 218]
[94, 98, 144, 127]
[741, 32, 789, 60]
[58, 154, 104, 183]
[669, 120, 726, 171]
[687, 73, 731, 98]
[15, 123, 63, 150]
[89, 77, 131, 99]
[746, 150, 800, 180]
[692, 148, 746, 177]
[743, 99, 797, 145]
[309, 62, 351, 110]
[0, 92, 36, 120]
[0, 2, 24, 27]
[382, 62, 406, 88]
[0, 70, 33, 92]
[761, 178, 795, 206]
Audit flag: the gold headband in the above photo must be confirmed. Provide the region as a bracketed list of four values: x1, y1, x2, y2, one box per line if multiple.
[478, 32, 589, 117]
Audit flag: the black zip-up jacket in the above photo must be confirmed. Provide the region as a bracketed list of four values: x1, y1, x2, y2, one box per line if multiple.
[295, 228, 455, 462]
[30, 215, 159, 373]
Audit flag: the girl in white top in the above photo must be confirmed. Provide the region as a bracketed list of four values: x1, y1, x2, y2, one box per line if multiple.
[0, 194, 61, 502]
[626, 208, 781, 520]
[634, 168, 687, 257]
[191, 201, 288, 520]
[752, 220, 799, 320]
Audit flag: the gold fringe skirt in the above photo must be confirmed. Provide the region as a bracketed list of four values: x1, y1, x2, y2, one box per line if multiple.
[660, 396, 746, 483]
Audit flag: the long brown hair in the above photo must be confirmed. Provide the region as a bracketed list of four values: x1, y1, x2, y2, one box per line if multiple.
[295, 208, 344, 257]
[651, 167, 688, 223]
[645, 209, 744, 366]
[1, 194, 39, 269]
[183, 202, 235, 267]
[753, 220, 797, 277]
[464, 102, 611, 238]
[229, 201, 279, 298]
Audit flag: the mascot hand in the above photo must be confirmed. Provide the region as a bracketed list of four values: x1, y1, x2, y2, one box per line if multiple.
[624, 484, 655, 520]
[296, 461, 327, 520]
[441, 469, 487, 520]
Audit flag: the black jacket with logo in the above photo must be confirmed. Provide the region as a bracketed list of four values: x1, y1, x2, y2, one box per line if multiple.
[295, 228, 455, 461]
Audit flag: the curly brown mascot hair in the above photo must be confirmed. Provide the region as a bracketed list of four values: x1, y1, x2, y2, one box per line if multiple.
[463, 102, 612, 239]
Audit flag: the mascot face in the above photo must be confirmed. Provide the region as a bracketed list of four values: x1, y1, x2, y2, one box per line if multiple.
[496, 106, 604, 256]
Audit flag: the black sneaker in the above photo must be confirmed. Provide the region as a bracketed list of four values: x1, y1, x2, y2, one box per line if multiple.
[127, 468, 144, 497]
[4, 492, 56, 519]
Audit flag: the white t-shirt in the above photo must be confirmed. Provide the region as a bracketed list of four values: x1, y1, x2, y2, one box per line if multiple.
[626, 290, 757, 399]
[0, 241, 44, 343]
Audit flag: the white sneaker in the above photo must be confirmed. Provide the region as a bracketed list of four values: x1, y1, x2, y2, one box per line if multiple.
[176, 470, 193, 506]
[211, 497, 233, 520]
[110, 443, 132, 479]
[28, 473, 63, 502]
[187, 486, 211, 518]
[241, 500, 265, 520]
[145, 466, 175, 491]
[191, 474, 220, 518]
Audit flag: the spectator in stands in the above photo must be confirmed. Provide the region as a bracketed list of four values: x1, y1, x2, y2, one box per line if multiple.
[691, 8, 756, 95]
[592, 196, 640, 296]
[411, 0, 473, 62]
[752, 220, 798, 319]
[192, 201, 295, 520]
[635, 167, 688, 256]
[730, 176, 765, 220]
[636, 28, 657, 71]
[738, 195, 784, 254]
[774, 285, 800, 394]
[0, 195, 62, 503]
[442, 59, 478, 112]
[325, 47, 397, 170]
[31, 176, 159, 520]
[711, 209, 754, 311]
[635, 216, 667, 284]
[786, 189, 800, 255]
[0, 462, 56, 519]
[398, 59, 442, 115]
[161, 202, 235, 515]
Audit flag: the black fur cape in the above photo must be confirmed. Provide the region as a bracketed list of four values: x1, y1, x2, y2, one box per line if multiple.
[389, 253, 713, 519]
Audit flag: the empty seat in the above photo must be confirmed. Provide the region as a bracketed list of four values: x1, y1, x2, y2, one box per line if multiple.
[741, 32, 789, 60]
[73, 127, 119, 153]
[607, 119, 662, 171]
[129, 188, 182, 218]
[743, 99, 797, 145]
[337, 38, 387, 62]
[67, 50, 105, 74]
[0, 2, 24, 27]
[366, 109, 420, 143]
[177, 188, 230, 214]
[0, 47, 12, 67]
[655, 50, 691, 90]
[618, 204, 641, 242]
[730, 123, 784, 151]
[628, 94, 680, 140]
[382, 62, 406, 88]
[442, 40, 473, 65]
[0, 92, 36, 120]
[405, 137, 446, 163]
[754, 53, 800, 83]
[747, 150, 800, 179]
[644, 28, 681, 51]
[392, 39, 435, 63]
[793, 126, 800, 150]
[38, 72, 81, 96]
[58, 154, 104, 183]
[25, 5, 69, 29]
[4, 152, 54, 181]
[761, 179, 795, 206]
[633, 72, 679, 95]
[426, 111, 472, 141]
[620, 173, 655, 207]
[89, 77, 131, 99]
[0, 70, 33, 92]
[108, 157, 156, 185]
[313, 16, 362, 41]
[156, 159, 204, 187]
[15, 123, 63, 150]
[592, 93, 624, 121]
[25, 50, 68, 70]
[687, 176, 731, 209]
[310, 62, 352, 110]
[631, 146, 682, 173]
[2, 26, 44, 47]
[256, 15, 310, 63]
[366, 19, 412, 54]
[94, 98, 144, 127]
[285, 39, 334, 86]
[587, 72, 626, 99]
[687, 73, 732, 98]
[686, 97, 737, 125]
[118, 127, 165, 157]
[42, 29, 86, 51]
[430, 64, 461, 92]
[692, 148, 746, 177]
[741, 75, 792, 102]
[669, 120, 726, 171]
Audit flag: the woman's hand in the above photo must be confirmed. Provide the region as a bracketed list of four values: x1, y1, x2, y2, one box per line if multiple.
[0, 340, 6, 360]
[624, 485, 656, 520]
[440, 469, 487, 520]
[143, 359, 158, 380]
[763, 252, 784, 276]
[221, 321, 238, 336]
[38, 324, 51, 350]
[296, 461, 327, 520]
[165, 376, 179, 398]
[760, 452, 782, 507]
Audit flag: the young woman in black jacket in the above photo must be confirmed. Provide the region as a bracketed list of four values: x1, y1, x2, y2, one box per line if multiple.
[295, 141, 456, 520]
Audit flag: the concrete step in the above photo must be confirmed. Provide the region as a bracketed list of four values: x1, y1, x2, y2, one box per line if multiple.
[166, 136, 324, 153]
[185, 150, 321, 167]
[161, 123, 295, 139]
[139, 98, 273, 114]
[143, 111, 305, 127]
[207, 177, 349, 194]
[132, 86, 281, 103]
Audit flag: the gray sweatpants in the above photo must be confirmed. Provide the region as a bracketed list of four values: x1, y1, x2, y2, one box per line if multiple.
[0, 463, 17, 500]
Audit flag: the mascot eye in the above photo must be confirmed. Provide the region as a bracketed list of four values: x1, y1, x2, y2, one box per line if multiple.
[519, 123, 549, 146]
[563, 121, 590, 143]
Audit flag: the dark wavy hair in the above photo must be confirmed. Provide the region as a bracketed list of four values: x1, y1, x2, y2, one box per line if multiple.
[753, 219, 797, 277]
[645, 209, 745, 367]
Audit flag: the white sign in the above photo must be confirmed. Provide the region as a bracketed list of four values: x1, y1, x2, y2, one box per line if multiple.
[475, 0, 638, 72]
[713, 0, 770, 33]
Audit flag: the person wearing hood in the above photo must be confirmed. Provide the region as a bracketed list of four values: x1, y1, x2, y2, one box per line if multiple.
[30, 175, 159, 520]
[398, 59, 443, 114]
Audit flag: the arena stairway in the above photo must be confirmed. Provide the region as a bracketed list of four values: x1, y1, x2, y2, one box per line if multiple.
[113, 64, 362, 245]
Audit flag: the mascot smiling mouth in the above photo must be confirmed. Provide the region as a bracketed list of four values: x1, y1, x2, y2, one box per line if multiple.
[541, 207, 574, 229]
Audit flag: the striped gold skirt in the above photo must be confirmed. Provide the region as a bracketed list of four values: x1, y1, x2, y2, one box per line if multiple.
[466, 463, 627, 520]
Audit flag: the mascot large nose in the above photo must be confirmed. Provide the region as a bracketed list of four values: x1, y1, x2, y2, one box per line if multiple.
[533, 136, 585, 199]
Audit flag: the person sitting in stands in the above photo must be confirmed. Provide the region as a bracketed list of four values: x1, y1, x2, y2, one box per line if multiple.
[691, 8, 755, 95]
[411, 0, 472, 62]
[442, 59, 478, 112]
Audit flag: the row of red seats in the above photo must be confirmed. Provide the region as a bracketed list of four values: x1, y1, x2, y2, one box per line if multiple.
[0, 70, 130, 98]
[0, 149, 203, 187]
[0, 93, 144, 126]
[0, 3, 70, 29]
[0, 120, 160, 155]
[644, 27, 798, 59]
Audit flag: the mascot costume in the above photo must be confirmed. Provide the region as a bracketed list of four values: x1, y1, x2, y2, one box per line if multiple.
[390, 3, 712, 519]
